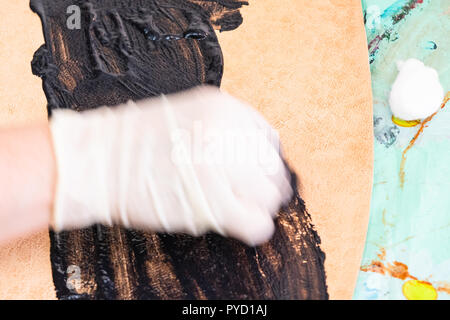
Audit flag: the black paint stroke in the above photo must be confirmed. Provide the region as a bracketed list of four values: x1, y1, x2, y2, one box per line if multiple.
[31, 0, 328, 299]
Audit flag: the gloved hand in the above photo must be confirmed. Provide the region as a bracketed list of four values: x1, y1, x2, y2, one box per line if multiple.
[49, 86, 293, 245]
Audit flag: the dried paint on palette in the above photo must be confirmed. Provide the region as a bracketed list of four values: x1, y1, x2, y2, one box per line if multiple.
[356, 0, 450, 300]
[360, 248, 450, 300]
[31, 0, 328, 299]
[365, 0, 425, 64]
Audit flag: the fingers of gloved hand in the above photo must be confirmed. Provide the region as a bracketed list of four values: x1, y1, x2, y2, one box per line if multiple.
[194, 165, 276, 246]
[222, 199, 276, 246]
[160, 86, 292, 242]
[209, 122, 293, 218]
[225, 162, 293, 218]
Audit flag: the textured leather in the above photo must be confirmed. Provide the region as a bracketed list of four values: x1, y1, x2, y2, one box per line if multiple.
[0, 0, 373, 299]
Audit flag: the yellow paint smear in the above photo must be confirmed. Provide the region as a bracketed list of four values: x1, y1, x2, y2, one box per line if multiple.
[392, 116, 421, 127]
[402, 280, 437, 300]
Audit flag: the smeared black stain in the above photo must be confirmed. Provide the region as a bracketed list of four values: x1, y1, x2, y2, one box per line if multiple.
[31, 0, 328, 299]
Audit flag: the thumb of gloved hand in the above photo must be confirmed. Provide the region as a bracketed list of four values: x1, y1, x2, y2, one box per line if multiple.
[49, 86, 293, 245]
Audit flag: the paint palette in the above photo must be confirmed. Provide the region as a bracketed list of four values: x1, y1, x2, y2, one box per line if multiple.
[355, 0, 450, 300]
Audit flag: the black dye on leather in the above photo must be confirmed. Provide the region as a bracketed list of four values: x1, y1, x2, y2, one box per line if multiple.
[31, 0, 328, 299]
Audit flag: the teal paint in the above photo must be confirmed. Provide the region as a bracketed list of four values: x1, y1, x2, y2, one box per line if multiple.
[355, 0, 450, 299]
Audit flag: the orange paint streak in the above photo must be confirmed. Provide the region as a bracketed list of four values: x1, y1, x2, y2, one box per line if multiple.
[381, 209, 394, 227]
[361, 261, 385, 275]
[399, 92, 450, 188]
[377, 248, 386, 260]
[436, 282, 450, 294]
[361, 258, 417, 281]
[387, 261, 417, 280]
[361, 250, 450, 298]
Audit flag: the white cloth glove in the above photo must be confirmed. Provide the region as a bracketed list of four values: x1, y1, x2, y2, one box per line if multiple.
[49, 86, 293, 245]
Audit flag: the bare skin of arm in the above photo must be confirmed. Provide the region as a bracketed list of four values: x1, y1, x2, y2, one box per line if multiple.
[0, 123, 55, 243]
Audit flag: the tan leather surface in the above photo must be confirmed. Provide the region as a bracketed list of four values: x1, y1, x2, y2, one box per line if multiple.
[0, 1, 55, 300]
[218, 0, 373, 299]
[0, 233, 55, 299]
[0, 0, 373, 299]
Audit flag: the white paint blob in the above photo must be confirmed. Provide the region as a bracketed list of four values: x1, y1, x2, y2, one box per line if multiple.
[389, 58, 444, 121]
